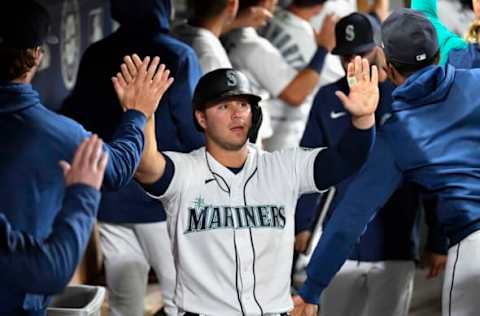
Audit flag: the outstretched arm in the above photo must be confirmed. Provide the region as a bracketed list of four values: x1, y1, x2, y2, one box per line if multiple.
[0, 136, 108, 294]
[113, 55, 173, 185]
[313, 57, 378, 191]
[292, 138, 403, 316]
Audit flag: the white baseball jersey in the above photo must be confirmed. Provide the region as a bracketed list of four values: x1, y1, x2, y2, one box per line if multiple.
[148, 145, 322, 315]
[259, 9, 343, 151]
[173, 22, 232, 74]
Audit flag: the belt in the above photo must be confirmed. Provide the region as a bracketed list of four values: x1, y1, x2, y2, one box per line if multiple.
[184, 313, 288, 316]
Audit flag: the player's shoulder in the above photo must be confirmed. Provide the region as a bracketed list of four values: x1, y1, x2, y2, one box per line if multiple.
[163, 147, 206, 166]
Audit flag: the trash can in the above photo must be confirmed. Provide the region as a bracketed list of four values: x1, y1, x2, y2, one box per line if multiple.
[47, 285, 105, 316]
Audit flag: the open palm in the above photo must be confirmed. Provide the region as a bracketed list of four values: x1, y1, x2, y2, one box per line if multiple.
[336, 56, 379, 118]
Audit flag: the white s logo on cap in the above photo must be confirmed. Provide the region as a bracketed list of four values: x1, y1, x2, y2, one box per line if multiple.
[345, 25, 355, 42]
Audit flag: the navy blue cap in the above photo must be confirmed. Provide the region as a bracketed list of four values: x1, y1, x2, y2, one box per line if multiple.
[332, 13, 378, 56]
[0, 1, 58, 49]
[381, 8, 438, 65]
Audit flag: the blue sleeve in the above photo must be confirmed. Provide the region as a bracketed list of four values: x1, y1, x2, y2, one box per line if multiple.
[299, 137, 403, 304]
[0, 184, 100, 295]
[423, 197, 448, 254]
[102, 110, 147, 191]
[140, 154, 175, 197]
[313, 124, 375, 190]
[295, 99, 327, 234]
[168, 52, 205, 151]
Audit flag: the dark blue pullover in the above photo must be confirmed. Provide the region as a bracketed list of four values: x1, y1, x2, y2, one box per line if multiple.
[0, 81, 145, 315]
[61, 0, 204, 223]
[300, 64, 480, 304]
[296, 78, 446, 262]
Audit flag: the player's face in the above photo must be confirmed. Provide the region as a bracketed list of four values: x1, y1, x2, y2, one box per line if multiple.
[200, 96, 253, 151]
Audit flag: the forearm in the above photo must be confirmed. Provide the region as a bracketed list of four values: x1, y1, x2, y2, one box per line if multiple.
[313, 123, 375, 190]
[0, 184, 100, 294]
[279, 48, 327, 107]
[103, 110, 147, 190]
[135, 116, 167, 184]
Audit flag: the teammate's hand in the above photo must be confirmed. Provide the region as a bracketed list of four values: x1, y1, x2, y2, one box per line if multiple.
[424, 251, 447, 279]
[59, 134, 109, 191]
[291, 295, 318, 316]
[315, 14, 336, 52]
[226, 6, 273, 32]
[295, 230, 312, 254]
[112, 54, 174, 119]
[335, 56, 379, 129]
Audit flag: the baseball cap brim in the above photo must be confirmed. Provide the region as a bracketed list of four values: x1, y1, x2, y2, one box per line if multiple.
[331, 42, 376, 56]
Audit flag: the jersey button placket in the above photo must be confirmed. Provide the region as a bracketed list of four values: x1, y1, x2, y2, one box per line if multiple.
[232, 182, 256, 312]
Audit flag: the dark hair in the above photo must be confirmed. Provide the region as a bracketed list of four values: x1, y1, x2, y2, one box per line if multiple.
[388, 51, 439, 77]
[291, 0, 327, 7]
[459, 0, 473, 11]
[187, 0, 230, 20]
[0, 47, 36, 81]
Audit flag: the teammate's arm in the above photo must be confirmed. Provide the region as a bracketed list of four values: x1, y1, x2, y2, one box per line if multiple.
[0, 136, 107, 294]
[112, 55, 172, 186]
[135, 115, 168, 184]
[277, 14, 336, 107]
[292, 138, 403, 316]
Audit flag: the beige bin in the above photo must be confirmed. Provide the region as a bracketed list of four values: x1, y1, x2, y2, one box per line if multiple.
[47, 285, 105, 316]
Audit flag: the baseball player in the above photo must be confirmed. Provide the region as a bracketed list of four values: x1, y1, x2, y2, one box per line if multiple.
[173, 0, 238, 73]
[118, 54, 378, 315]
[0, 1, 173, 314]
[61, 1, 201, 315]
[293, 9, 480, 316]
[1, 136, 107, 296]
[222, 0, 336, 149]
[295, 13, 447, 316]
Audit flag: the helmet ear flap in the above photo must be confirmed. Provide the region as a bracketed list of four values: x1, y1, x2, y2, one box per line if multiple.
[248, 103, 263, 143]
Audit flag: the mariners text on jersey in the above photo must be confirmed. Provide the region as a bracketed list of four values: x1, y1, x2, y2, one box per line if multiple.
[185, 202, 287, 233]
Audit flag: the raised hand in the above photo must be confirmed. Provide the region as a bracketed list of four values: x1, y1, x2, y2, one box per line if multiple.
[335, 56, 379, 129]
[59, 135, 109, 190]
[112, 54, 174, 118]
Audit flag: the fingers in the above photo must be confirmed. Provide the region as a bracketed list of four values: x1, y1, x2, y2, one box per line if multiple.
[71, 137, 89, 169]
[361, 58, 370, 82]
[371, 65, 379, 85]
[59, 161, 71, 178]
[152, 64, 166, 83]
[354, 56, 362, 81]
[89, 137, 104, 169]
[135, 56, 150, 83]
[132, 54, 143, 68]
[97, 152, 109, 175]
[346, 61, 355, 80]
[123, 55, 137, 78]
[120, 64, 133, 83]
[146, 56, 160, 83]
[335, 90, 351, 108]
[80, 135, 97, 170]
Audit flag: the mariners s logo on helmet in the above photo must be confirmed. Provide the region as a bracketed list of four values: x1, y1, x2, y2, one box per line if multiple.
[226, 70, 238, 87]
